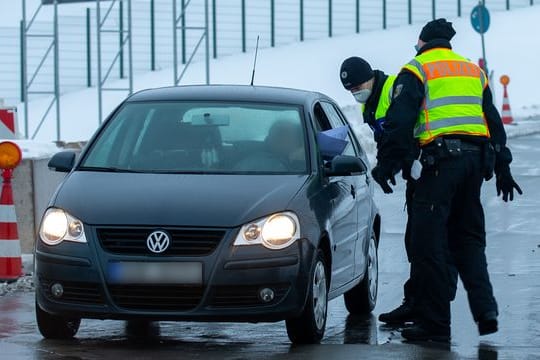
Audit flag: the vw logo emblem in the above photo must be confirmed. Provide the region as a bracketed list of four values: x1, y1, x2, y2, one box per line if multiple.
[146, 231, 170, 254]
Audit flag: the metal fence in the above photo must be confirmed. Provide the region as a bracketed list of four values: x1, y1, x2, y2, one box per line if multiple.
[0, 0, 536, 138]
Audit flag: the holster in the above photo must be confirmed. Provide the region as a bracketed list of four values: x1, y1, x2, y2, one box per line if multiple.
[442, 139, 463, 157]
[420, 138, 448, 169]
[482, 143, 496, 181]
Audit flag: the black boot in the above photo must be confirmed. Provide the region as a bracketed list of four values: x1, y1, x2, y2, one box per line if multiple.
[401, 325, 451, 343]
[378, 300, 416, 324]
[478, 311, 498, 336]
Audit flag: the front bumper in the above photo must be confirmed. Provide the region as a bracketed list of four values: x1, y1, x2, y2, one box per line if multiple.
[35, 226, 315, 322]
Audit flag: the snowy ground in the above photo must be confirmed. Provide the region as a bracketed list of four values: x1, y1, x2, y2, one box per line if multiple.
[0, 276, 33, 297]
[11, 4, 540, 143]
[0, 255, 34, 296]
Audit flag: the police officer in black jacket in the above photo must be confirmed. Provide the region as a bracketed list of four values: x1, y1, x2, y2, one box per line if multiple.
[340, 57, 423, 325]
[372, 19, 522, 342]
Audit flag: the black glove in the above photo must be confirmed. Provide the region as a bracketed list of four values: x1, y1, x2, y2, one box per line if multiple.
[371, 163, 397, 194]
[495, 166, 522, 202]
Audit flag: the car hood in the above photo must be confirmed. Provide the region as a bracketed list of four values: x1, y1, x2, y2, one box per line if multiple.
[53, 172, 309, 228]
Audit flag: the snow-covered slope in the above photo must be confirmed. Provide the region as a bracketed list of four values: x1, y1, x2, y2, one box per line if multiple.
[15, 4, 540, 144]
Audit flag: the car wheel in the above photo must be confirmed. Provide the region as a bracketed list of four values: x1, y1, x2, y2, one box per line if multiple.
[36, 301, 80, 339]
[344, 232, 378, 314]
[286, 249, 328, 344]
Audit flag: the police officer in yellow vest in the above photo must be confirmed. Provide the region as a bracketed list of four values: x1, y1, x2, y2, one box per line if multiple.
[339, 57, 396, 143]
[372, 19, 522, 342]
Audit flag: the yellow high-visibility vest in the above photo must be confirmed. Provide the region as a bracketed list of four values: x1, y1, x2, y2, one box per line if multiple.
[375, 75, 396, 122]
[402, 48, 490, 146]
[361, 75, 396, 132]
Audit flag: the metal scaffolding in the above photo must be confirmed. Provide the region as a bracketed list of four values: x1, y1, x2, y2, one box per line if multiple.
[173, 0, 210, 86]
[96, 0, 133, 124]
[21, 0, 61, 140]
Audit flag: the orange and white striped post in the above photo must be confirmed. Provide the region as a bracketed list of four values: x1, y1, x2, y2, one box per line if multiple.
[0, 141, 23, 282]
[500, 75, 514, 125]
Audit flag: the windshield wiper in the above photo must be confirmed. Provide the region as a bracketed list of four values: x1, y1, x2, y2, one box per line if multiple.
[77, 166, 144, 173]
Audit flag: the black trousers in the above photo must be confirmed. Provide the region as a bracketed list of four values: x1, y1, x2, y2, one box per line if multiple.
[403, 181, 415, 302]
[409, 151, 498, 331]
[402, 181, 458, 304]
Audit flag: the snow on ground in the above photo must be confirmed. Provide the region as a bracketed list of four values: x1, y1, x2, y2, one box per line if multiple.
[0, 254, 34, 296]
[0, 276, 34, 296]
[17, 4, 540, 144]
[6, 4, 539, 160]
[0, 139, 60, 160]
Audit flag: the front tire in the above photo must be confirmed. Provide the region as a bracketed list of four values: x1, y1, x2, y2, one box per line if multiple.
[36, 301, 80, 339]
[344, 232, 378, 314]
[286, 249, 328, 344]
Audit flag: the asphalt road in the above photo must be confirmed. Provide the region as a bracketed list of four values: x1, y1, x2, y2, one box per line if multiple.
[1, 134, 540, 360]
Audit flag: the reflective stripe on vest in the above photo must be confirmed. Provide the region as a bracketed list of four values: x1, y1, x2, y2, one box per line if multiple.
[402, 49, 490, 145]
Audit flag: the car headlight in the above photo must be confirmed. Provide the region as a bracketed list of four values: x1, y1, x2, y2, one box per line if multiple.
[39, 208, 87, 245]
[233, 212, 300, 250]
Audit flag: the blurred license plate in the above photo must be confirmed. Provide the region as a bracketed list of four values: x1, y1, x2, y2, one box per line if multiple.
[107, 262, 202, 284]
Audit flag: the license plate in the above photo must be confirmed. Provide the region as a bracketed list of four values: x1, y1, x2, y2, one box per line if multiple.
[107, 262, 203, 284]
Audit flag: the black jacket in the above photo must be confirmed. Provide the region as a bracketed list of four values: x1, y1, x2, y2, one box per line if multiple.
[377, 39, 513, 173]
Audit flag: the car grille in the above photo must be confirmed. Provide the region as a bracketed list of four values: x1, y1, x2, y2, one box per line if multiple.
[108, 284, 204, 311]
[39, 278, 105, 305]
[209, 284, 290, 308]
[97, 228, 226, 256]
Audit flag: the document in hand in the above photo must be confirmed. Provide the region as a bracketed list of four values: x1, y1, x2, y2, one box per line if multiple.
[317, 126, 349, 160]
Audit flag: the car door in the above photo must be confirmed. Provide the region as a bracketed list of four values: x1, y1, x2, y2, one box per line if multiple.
[314, 102, 357, 291]
[321, 101, 370, 278]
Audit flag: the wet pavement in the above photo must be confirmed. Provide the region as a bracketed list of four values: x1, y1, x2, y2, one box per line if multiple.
[1, 135, 540, 359]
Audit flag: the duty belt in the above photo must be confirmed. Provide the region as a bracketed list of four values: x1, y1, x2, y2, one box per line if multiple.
[422, 138, 483, 153]
[458, 141, 483, 152]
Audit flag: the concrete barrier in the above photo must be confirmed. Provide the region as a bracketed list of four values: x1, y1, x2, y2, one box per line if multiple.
[12, 158, 65, 253]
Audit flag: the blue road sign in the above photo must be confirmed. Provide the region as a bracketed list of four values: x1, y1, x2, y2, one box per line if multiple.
[471, 4, 490, 34]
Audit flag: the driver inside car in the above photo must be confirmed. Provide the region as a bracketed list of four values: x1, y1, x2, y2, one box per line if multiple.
[235, 120, 305, 172]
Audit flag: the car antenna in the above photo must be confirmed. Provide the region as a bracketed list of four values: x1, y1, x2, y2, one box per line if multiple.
[250, 35, 260, 86]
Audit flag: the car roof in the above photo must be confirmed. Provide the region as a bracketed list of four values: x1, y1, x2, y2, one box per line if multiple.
[126, 84, 333, 106]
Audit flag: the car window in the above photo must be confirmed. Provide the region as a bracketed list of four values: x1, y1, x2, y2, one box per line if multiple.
[320, 102, 358, 157]
[313, 103, 333, 132]
[81, 101, 308, 175]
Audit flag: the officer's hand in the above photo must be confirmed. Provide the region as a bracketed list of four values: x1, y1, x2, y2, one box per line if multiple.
[371, 164, 397, 194]
[496, 168, 523, 202]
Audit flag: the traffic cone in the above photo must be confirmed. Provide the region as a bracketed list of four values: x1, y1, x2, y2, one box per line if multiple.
[500, 75, 514, 125]
[0, 169, 22, 282]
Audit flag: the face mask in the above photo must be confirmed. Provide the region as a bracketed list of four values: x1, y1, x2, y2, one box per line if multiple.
[352, 89, 372, 104]
[414, 44, 421, 52]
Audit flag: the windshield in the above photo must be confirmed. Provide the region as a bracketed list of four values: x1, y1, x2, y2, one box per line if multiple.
[80, 101, 308, 174]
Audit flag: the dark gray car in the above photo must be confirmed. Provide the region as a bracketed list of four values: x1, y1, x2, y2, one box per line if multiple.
[35, 85, 381, 344]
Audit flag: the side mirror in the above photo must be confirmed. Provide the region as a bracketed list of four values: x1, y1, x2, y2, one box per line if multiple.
[325, 155, 367, 177]
[48, 151, 76, 172]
